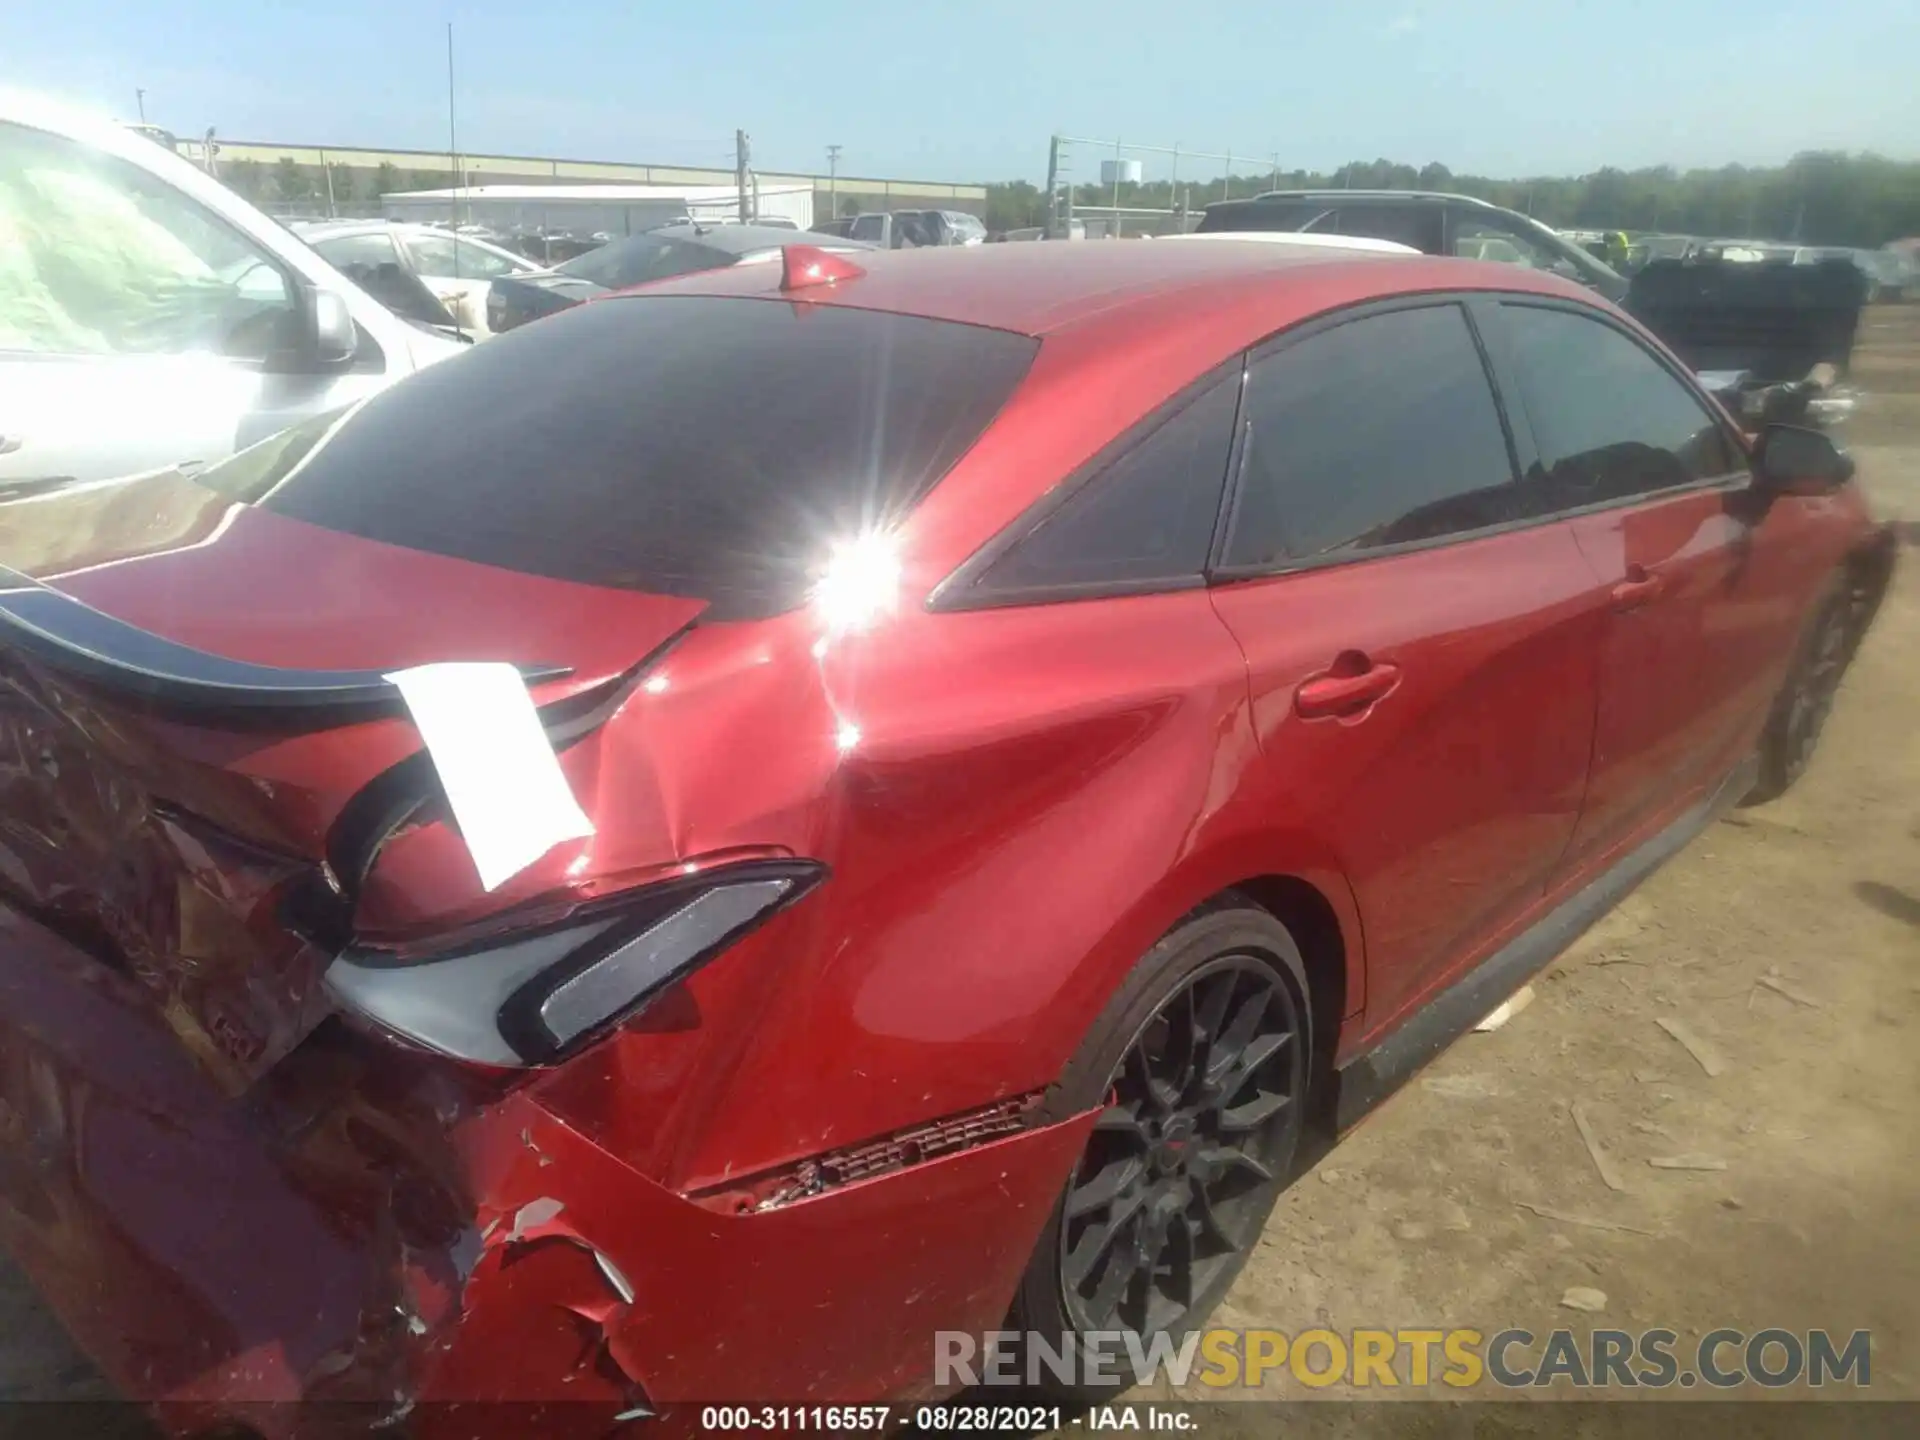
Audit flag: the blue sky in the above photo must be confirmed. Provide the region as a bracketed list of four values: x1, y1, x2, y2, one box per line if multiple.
[6, 1, 1918, 182]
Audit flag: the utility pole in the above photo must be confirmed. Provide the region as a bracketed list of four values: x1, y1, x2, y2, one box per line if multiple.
[447, 21, 467, 335]
[736, 130, 752, 223]
[447, 23, 462, 232]
[135, 88, 146, 123]
[827, 143, 842, 221]
[1044, 134, 1061, 237]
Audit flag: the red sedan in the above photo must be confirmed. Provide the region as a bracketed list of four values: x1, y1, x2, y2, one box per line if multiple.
[0, 240, 1896, 1434]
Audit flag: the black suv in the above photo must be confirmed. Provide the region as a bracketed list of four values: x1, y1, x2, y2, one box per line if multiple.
[1197, 190, 1628, 302]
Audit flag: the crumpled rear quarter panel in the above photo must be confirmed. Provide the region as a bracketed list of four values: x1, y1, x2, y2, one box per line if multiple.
[0, 904, 1092, 1437]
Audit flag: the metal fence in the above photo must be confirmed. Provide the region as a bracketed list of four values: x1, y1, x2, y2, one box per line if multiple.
[1044, 135, 1295, 238]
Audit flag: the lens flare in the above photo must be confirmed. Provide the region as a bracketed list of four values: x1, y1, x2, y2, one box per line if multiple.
[812, 531, 901, 634]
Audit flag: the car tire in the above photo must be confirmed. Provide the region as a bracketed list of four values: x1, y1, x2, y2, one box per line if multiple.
[1745, 581, 1854, 805]
[1007, 899, 1313, 1402]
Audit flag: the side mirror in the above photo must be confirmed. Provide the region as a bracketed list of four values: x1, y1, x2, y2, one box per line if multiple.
[310, 289, 359, 369]
[271, 284, 359, 375]
[1754, 423, 1855, 496]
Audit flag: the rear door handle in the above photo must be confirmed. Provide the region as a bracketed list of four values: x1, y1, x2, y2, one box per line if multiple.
[1295, 661, 1402, 720]
[1611, 566, 1666, 610]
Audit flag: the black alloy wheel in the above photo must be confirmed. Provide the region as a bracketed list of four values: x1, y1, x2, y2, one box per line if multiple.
[1058, 954, 1306, 1337]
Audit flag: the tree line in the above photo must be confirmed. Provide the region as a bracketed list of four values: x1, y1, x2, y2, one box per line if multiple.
[212, 146, 1920, 245]
[221, 158, 452, 210]
[985, 152, 1920, 247]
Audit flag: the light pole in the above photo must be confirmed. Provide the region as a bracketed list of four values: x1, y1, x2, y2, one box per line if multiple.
[827, 144, 842, 221]
[135, 88, 146, 123]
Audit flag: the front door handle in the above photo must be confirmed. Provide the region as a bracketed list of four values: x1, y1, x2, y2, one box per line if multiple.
[1611, 565, 1666, 610]
[1296, 660, 1402, 720]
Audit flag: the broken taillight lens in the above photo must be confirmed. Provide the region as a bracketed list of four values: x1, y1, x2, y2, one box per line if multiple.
[323, 862, 823, 1066]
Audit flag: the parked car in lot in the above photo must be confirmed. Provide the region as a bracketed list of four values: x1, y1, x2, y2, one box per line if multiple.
[484, 220, 871, 333]
[1196, 196, 1871, 433]
[0, 89, 466, 491]
[1623, 232, 1700, 273]
[1154, 230, 1419, 255]
[297, 219, 550, 338]
[849, 209, 987, 248]
[1637, 246, 1870, 430]
[0, 239, 1895, 1429]
[1197, 189, 1630, 300]
[1856, 247, 1912, 302]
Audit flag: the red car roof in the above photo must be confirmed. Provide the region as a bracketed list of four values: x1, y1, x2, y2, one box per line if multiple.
[627, 238, 1602, 342]
[615, 240, 1623, 581]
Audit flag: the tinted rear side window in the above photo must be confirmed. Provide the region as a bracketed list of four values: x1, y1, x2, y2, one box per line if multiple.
[1500, 303, 1738, 509]
[966, 372, 1239, 598]
[197, 295, 1038, 619]
[1226, 304, 1519, 567]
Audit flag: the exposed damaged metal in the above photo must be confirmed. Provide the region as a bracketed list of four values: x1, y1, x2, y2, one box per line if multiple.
[691, 1093, 1048, 1214]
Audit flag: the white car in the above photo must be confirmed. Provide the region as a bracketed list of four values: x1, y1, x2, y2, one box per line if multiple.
[0, 89, 466, 490]
[1152, 231, 1419, 254]
[297, 221, 547, 339]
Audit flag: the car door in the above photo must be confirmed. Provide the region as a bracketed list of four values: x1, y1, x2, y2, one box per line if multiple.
[1206, 299, 1607, 1029]
[1481, 298, 1815, 871]
[0, 117, 384, 489]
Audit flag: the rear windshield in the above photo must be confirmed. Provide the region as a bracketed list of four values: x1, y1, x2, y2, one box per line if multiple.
[196, 294, 1038, 619]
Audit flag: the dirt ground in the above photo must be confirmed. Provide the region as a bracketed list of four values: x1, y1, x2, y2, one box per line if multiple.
[1, 310, 1917, 1424]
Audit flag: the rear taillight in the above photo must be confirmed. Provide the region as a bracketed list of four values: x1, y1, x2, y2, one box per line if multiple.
[323, 862, 821, 1066]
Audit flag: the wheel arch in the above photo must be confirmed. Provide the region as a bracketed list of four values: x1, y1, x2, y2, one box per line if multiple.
[1227, 873, 1353, 1083]
[1057, 838, 1367, 1104]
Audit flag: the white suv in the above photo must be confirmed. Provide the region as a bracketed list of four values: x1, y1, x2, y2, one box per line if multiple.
[0, 90, 466, 491]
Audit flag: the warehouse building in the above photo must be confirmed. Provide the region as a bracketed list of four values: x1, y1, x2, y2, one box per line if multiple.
[381, 181, 817, 234]
[172, 137, 985, 222]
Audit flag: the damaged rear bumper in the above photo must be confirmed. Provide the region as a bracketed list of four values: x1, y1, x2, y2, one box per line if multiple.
[0, 908, 1091, 1437]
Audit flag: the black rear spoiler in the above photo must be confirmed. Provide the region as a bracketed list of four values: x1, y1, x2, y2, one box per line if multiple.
[0, 566, 567, 728]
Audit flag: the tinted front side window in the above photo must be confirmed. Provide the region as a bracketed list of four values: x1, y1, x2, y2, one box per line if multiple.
[1322, 204, 1443, 253]
[559, 235, 729, 289]
[1226, 305, 1518, 567]
[196, 296, 1038, 619]
[971, 373, 1238, 596]
[1196, 200, 1325, 234]
[1501, 304, 1738, 510]
[1451, 214, 1565, 270]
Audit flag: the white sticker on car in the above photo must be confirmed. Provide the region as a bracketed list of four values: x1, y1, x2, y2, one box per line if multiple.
[384, 661, 595, 891]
